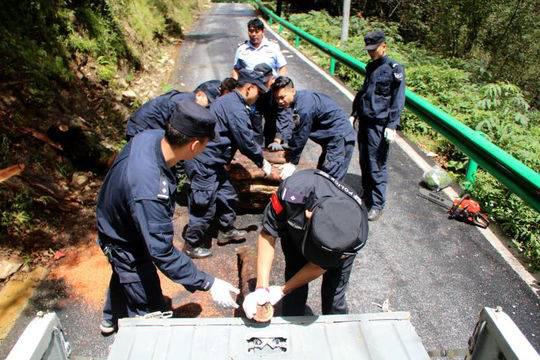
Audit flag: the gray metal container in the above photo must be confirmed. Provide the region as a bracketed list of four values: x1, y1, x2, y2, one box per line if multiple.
[108, 312, 430, 360]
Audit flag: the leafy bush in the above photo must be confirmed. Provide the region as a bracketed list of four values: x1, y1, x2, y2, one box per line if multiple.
[0, 0, 201, 101]
[271, 11, 540, 269]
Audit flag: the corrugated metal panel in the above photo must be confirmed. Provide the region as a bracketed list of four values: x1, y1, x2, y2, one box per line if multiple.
[107, 312, 429, 360]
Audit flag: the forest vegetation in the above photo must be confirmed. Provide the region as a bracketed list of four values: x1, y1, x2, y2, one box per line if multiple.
[262, 1, 540, 269]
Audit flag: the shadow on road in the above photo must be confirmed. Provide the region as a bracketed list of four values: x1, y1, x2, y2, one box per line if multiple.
[23, 278, 69, 316]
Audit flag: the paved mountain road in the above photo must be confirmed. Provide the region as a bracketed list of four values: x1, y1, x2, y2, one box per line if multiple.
[1, 3, 538, 358]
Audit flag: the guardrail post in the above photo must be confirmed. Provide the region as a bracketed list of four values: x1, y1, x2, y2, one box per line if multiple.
[464, 159, 479, 190]
[463, 131, 486, 190]
[278, 24, 283, 33]
[269, 18, 273, 25]
[329, 57, 336, 75]
[295, 35, 300, 48]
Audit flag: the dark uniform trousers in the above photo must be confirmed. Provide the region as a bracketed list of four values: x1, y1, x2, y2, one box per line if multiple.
[358, 122, 389, 209]
[183, 164, 237, 247]
[100, 241, 169, 323]
[250, 107, 265, 146]
[280, 237, 356, 316]
[316, 134, 356, 182]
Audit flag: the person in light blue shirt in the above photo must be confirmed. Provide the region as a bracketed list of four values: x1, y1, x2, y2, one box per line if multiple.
[232, 18, 287, 78]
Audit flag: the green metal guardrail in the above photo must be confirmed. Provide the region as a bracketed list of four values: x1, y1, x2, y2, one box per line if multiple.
[254, 0, 540, 212]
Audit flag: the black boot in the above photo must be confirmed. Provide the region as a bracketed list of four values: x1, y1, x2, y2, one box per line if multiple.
[217, 227, 247, 245]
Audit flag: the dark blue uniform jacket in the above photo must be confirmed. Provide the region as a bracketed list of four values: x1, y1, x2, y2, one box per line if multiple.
[351, 56, 405, 129]
[283, 90, 355, 165]
[253, 90, 293, 142]
[262, 169, 367, 269]
[96, 130, 213, 291]
[125, 91, 195, 139]
[191, 90, 264, 170]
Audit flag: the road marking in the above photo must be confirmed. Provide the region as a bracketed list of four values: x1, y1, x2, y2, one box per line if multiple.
[262, 16, 539, 295]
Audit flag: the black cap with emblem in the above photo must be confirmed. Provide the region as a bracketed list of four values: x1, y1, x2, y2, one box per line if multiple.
[169, 99, 219, 141]
[302, 196, 368, 268]
[364, 31, 385, 51]
[254, 63, 274, 85]
[237, 68, 269, 92]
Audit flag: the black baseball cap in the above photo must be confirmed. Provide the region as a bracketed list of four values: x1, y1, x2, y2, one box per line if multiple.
[237, 68, 268, 92]
[364, 31, 385, 51]
[254, 63, 274, 84]
[194, 80, 221, 104]
[169, 100, 219, 141]
[302, 197, 368, 268]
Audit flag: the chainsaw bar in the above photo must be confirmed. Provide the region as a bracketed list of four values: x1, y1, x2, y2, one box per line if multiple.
[418, 187, 452, 209]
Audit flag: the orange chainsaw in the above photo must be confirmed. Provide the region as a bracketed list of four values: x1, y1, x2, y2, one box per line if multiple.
[418, 188, 490, 229]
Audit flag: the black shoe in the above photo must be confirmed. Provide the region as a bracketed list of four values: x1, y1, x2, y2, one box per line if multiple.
[184, 244, 212, 258]
[217, 228, 247, 245]
[367, 208, 383, 221]
[100, 319, 116, 335]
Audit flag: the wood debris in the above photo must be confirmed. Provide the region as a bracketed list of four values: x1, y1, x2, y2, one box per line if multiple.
[0, 164, 25, 183]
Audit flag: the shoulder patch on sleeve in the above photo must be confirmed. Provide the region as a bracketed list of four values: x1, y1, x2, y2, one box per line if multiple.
[392, 64, 404, 81]
[156, 174, 170, 200]
[271, 192, 283, 215]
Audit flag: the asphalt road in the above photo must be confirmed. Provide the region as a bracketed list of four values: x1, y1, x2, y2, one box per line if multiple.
[172, 2, 540, 354]
[1, 3, 538, 358]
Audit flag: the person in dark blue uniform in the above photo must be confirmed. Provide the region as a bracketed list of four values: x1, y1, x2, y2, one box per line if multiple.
[351, 31, 406, 221]
[183, 69, 273, 259]
[242, 169, 368, 318]
[125, 79, 223, 140]
[96, 100, 240, 335]
[249, 63, 292, 148]
[271, 77, 356, 181]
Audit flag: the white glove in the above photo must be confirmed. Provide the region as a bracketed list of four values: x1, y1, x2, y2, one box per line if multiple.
[268, 142, 284, 151]
[267, 285, 285, 305]
[279, 163, 296, 180]
[262, 159, 272, 177]
[384, 128, 396, 143]
[349, 116, 355, 125]
[210, 278, 240, 309]
[242, 288, 270, 319]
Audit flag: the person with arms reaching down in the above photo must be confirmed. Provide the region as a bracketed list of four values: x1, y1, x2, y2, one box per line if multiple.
[351, 31, 406, 221]
[272, 76, 356, 181]
[249, 63, 292, 148]
[96, 100, 239, 335]
[183, 69, 274, 259]
[242, 169, 368, 318]
[125, 79, 228, 140]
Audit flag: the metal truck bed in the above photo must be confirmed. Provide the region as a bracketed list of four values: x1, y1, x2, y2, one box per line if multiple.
[107, 312, 430, 360]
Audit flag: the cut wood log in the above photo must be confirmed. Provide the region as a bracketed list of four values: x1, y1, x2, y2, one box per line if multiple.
[47, 123, 117, 174]
[237, 245, 257, 297]
[18, 127, 63, 150]
[236, 245, 274, 322]
[0, 164, 25, 183]
[263, 149, 286, 164]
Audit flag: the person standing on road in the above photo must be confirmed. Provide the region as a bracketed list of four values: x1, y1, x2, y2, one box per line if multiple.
[125, 79, 223, 140]
[242, 169, 368, 318]
[96, 100, 240, 335]
[272, 77, 356, 181]
[182, 69, 273, 259]
[351, 31, 406, 221]
[232, 18, 288, 79]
